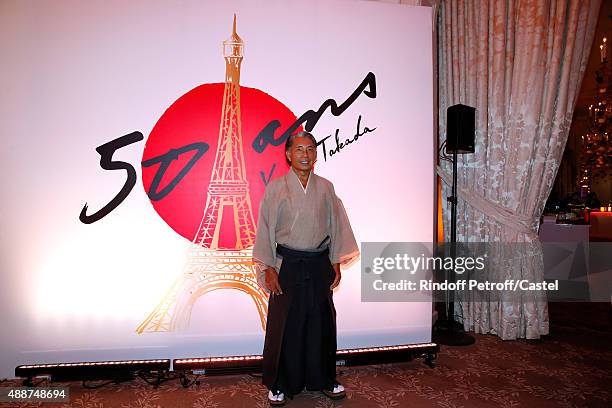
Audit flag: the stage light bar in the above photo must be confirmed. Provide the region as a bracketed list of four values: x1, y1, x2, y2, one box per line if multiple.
[173, 343, 439, 375]
[175, 355, 263, 364]
[337, 342, 439, 367]
[15, 359, 171, 383]
[18, 359, 168, 369]
[174, 354, 263, 375]
[337, 342, 438, 355]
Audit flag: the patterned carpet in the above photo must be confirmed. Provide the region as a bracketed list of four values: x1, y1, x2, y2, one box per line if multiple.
[2, 308, 611, 408]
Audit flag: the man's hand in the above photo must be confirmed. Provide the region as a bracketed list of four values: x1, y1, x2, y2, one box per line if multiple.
[331, 263, 341, 290]
[265, 267, 283, 295]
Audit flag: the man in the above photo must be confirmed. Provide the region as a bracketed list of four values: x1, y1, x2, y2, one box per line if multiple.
[253, 131, 359, 406]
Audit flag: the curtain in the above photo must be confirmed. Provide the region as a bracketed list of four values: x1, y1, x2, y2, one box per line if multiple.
[437, 0, 601, 339]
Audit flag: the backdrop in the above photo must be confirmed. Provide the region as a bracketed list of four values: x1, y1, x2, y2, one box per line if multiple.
[0, 0, 434, 378]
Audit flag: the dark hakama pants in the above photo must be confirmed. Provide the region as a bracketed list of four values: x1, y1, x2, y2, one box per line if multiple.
[262, 244, 337, 397]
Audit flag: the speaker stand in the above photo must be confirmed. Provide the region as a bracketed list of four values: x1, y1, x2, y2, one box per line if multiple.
[433, 150, 475, 347]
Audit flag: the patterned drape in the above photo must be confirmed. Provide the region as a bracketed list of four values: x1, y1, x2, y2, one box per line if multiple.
[437, 0, 601, 339]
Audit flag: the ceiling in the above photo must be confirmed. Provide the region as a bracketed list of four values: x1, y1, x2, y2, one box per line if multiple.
[574, 1, 611, 116]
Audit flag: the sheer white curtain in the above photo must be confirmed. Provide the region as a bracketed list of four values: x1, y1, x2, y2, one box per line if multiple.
[437, 0, 601, 339]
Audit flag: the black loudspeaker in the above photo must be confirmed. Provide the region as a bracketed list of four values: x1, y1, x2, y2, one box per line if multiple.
[445, 104, 475, 154]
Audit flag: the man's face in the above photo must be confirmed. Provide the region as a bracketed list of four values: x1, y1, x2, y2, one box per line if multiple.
[286, 136, 317, 173]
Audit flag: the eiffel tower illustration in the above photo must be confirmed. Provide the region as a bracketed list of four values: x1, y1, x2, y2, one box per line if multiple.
[136, 16, 269, 334]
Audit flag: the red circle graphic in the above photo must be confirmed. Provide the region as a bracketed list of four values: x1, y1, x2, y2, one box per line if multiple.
[142, 83, 298, 242]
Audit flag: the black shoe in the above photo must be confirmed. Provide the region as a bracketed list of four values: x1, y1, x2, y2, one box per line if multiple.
[321, 382, 346, 400]
[268, 389, 286, 406]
